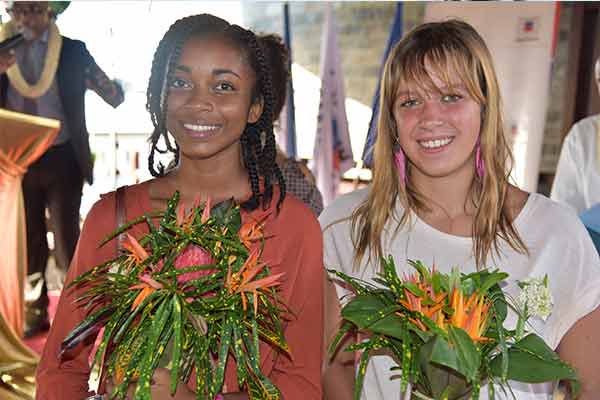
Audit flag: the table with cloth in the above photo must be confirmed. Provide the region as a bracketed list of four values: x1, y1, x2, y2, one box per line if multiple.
[0, 108, 59, 399]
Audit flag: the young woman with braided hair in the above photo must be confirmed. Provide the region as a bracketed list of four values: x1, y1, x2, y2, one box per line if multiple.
[37, 14, 323, 400]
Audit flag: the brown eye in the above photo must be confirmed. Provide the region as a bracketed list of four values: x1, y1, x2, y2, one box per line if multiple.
[215, 82, 235, 92]
[168, 77, 191, 89]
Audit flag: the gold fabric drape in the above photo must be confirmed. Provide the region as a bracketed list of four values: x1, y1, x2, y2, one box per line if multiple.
[0, 109, 59, 400]
[0, 313, 38, 400]
[0, 108, 59, 336]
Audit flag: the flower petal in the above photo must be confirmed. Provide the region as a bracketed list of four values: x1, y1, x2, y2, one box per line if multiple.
[139, 273, 163, 289]
[123, 233, 149, 262]
[201, 198, 212, 223]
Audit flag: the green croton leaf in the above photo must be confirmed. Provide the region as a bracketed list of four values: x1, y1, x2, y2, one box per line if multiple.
[341, 294, 395, 328]
[447, 326, 481, 383]
[417, 336, 473, 400]
[489, 334, 580, 396]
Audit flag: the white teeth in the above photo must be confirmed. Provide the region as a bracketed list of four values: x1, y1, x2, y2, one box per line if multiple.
[419, 137, 452, 149]
[183, 123, 219, 132]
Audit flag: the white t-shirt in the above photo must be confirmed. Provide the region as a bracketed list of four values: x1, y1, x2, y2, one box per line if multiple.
[551, 115, 600, 214]
[320, 187, 600, 400]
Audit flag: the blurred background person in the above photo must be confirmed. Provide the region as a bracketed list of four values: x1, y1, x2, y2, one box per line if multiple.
[551, 56, 600, 214]
[0, 1, 124, 338]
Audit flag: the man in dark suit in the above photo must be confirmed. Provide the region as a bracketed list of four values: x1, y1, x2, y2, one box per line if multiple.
[0, 1, 124, 337]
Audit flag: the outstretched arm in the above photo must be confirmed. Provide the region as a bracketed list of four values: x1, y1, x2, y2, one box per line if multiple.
[84, 62, 124, 108]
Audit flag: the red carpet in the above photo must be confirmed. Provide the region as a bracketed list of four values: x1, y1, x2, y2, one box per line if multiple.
[23, 290, 60, 355]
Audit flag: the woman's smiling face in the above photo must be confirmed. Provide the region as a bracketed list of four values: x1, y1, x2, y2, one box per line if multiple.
[166, 35, 263, 162]
[393, 64, 482, 183]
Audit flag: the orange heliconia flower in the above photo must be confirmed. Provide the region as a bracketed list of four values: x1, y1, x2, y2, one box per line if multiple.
[397, 273, 492, 342]
[449, 289, 491, 342]
[129, 274, 163, 310]
[176, 203, 186, 227]
[239, 212, 269, 249]
[176, 196, 207, 230]
[398, 274, 447, 331]
[201, 198, 212, 223]
[225, 248, 284, 314]
[122, 233, 149, 265]
[122, 234, 161, 310]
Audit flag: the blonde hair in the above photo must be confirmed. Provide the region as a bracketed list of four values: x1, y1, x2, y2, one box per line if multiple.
[352, 19, 527, 270]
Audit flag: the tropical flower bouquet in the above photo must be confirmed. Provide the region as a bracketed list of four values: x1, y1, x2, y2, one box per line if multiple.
[328, 258, 579, 400]
[60, 192, 289, 400]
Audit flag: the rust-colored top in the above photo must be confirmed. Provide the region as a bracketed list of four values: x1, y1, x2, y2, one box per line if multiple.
[36, 181, 323, 399]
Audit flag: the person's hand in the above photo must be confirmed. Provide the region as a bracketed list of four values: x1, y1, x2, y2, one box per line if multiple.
[105, 368, 196, 399]
[0, 50, 16, 74]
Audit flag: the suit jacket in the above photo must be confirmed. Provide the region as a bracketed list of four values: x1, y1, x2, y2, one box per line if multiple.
[1, 36, 122, 184]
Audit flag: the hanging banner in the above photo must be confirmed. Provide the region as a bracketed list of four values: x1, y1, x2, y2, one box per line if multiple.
[311, 4, 354, 206]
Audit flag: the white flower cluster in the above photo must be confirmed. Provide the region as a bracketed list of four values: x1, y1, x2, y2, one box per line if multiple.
[517, 276, 554, 321]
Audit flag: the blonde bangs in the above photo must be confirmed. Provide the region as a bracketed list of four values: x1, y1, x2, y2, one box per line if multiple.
[395, 44, 486, 107]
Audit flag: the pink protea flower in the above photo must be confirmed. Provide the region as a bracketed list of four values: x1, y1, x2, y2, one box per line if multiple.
[153, 244, 216, 299]
[172, 244, 216, 284]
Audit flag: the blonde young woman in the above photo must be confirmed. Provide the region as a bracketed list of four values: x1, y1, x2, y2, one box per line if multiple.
[320, 20, 600, 399]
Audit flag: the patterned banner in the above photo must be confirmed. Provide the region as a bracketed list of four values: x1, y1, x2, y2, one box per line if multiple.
[311, 3, 354, 206]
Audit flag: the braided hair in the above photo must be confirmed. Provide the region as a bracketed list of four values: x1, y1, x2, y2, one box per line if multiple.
[146, 14, 286, 211]
[258, 34, 289, 119]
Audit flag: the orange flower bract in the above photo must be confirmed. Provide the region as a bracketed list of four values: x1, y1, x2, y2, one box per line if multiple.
[225, 248, 284, 314]
[239, 212, 269, 249]
[449, 289, 491, 342]
[122, 233, 149, 265]
[398, 273, 491, 342]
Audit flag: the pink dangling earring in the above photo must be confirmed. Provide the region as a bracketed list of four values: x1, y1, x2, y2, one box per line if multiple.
[475, 138, 485, 179]
[393, 143, 407, 185]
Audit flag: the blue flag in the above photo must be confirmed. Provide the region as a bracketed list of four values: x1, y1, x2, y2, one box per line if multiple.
[362, 3, 403, 167]
[282, 3, 297, 158]
[581, 204, 600, 255]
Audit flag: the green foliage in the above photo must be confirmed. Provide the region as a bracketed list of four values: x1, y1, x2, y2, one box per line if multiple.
[61, 192, 289, 399]
[328, 257, 580, 400]
[490, 334, 580, 396]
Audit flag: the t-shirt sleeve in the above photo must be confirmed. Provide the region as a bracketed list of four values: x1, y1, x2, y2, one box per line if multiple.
[36, 193, 118, 399]
[550, 127, 587, 214]
[548, 213, 600, 349]
[320, 216, 358, 304]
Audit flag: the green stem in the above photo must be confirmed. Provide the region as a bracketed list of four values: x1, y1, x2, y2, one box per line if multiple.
[410, 391, 435, 400]
[515, 305, 527, 341]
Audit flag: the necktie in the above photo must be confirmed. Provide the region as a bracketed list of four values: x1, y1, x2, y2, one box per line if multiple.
[20, 42, 38, 115]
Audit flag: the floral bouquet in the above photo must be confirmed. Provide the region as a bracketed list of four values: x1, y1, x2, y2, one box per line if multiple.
[328, 258, 579, 400]
[60, 192, 289, 400]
